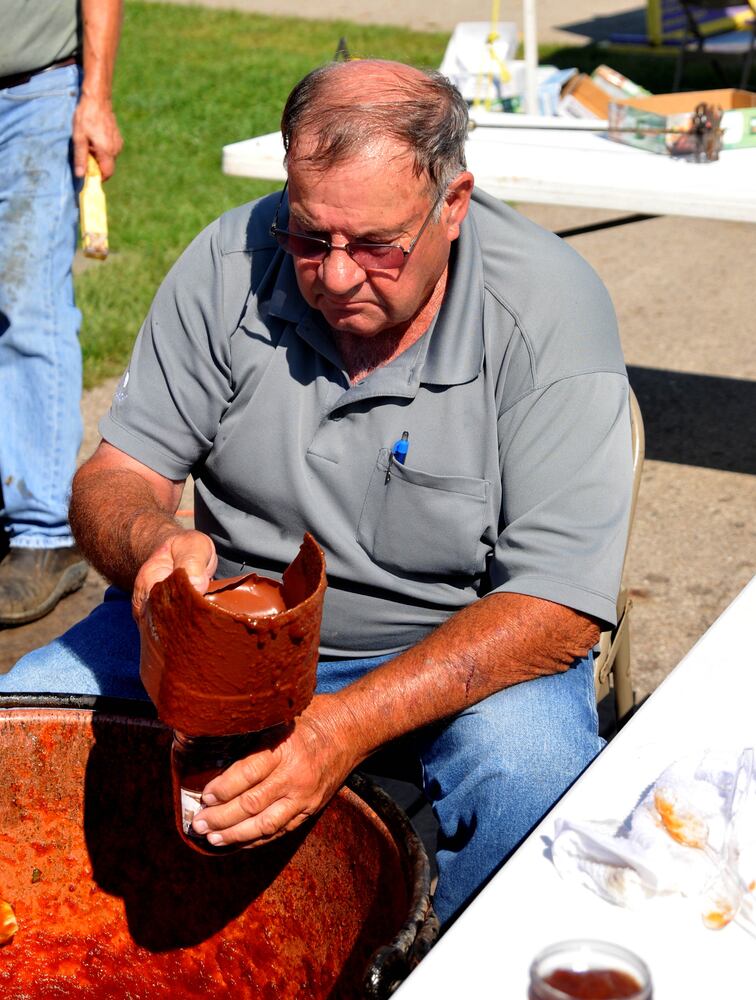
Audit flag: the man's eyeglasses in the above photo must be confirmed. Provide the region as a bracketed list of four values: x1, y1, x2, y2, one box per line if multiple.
[269, 183, 444, 272]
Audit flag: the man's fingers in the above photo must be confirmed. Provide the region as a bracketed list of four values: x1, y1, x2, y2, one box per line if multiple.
[169, 532, 218, 593]
[72, 137, 118, 180]
[131, 551, 176, 619]
[131, 530, 217, 619]
[193, 753, 302, 840]
[90, 132, 123, 182]
[194, 786, 272, 835]
[93, 150, 116, 182]
[72, 134, 89, 179]
[196, 796, 309, 848]
[200, 750, 278, 807]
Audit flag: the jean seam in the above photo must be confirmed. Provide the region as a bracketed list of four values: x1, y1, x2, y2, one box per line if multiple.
[38, 91, 76, 513]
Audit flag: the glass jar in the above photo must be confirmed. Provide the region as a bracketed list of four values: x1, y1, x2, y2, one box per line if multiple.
[529, 940, 652, 1000]
[171, 729, 278, 856]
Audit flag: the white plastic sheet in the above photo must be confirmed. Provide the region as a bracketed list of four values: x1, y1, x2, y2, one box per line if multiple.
[552, 748, 756, 936]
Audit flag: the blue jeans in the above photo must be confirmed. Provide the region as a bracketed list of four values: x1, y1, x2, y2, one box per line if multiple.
[0, 64, 83, 547]
[0, 587, 602, 925]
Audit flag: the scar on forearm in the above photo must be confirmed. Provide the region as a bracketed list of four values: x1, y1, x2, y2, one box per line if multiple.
[463, 658, 476, 698]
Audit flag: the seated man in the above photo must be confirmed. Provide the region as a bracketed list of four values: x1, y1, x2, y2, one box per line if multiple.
[0, 59, 633, 926]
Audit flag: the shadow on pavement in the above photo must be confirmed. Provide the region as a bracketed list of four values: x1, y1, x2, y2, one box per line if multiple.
[556, 7, 648, 44]
[628, 366, 756, 475]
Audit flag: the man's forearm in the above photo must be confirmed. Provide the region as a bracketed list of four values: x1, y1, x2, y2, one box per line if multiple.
[330, 592, 601, 765]
[74, 0, 123, 179]
[80, 0, 123, 102]
[69, 467, 182, 592]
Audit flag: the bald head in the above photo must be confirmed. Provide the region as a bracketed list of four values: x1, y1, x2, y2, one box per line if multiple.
[281, 59, 468, 199]
[309, 58, 430, 98]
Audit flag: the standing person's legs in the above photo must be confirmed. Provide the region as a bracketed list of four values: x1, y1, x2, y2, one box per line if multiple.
[418, 653, 602, 925]
[0, 64, 88, 624]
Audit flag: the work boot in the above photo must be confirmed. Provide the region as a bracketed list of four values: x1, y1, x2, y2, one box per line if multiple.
[0, 546, 89, 626]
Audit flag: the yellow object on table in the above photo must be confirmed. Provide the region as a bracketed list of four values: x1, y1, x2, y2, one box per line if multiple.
[79, 155, 108, 260]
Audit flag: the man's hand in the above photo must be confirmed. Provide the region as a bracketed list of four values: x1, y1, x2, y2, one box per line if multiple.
[72, 95, 123, 180]
[131, 528, 218, 620]
[191, 694, 360, 849]
[74, 0, 124, 179]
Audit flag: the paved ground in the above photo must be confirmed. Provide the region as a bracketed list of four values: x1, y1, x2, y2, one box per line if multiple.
[2, 2, 754, 715]
[148, 0, 647, 46]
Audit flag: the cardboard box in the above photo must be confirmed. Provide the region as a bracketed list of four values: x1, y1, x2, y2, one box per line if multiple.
[610, 89, 756, 155]
[559, 75, 756, 153]
[591, 65, 652, 102]
[559, 74, 611, 119]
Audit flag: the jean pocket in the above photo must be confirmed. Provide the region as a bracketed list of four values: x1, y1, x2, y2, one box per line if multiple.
[356, 448, 490, 578]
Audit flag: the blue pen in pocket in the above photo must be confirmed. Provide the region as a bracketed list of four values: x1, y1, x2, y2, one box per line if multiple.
[392, 431, 410, 465]
[385, 431, 409, 483]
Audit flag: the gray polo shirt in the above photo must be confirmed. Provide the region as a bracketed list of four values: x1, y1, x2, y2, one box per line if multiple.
[101, 188, 632, 657]
[0, 1, 78, 78]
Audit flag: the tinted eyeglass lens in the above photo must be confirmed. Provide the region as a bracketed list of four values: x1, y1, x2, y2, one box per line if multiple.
[350, 244, 405, 269]
[274, 232, 329, 260]
[274, 229, 407, 270]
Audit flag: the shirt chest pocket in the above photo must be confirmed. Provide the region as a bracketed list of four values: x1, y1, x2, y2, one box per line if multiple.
[356, 449, 490, 578]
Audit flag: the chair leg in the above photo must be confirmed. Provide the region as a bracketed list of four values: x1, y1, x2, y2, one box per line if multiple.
[612, 606, 635, 723]
[673, 16, 700, 92]
[673, 44, 686, 90]
[709, 53, 730, 87]
[739, 31, 756, 89]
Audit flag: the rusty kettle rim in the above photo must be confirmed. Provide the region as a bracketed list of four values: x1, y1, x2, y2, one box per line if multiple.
[0, 691, 158, 716]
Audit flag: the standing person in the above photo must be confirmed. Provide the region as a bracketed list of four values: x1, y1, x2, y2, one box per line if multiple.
[0, 0, 123, 625]
[1, 61, 633, 925]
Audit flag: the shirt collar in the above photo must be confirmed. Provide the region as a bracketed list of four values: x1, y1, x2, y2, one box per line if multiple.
[419, 209, 486, 386]
[267, 252, 311, 324]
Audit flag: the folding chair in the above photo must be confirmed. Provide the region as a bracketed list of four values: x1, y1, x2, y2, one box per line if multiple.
[594, 389, 645, 727]
[673, 0, 756, 89]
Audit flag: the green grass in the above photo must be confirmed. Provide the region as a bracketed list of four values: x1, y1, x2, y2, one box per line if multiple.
[76, 1, 449, 387]
[78, 3, 734, 388]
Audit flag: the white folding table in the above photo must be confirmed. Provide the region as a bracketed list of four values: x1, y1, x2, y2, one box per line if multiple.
[222, 115, 756, 223]
[394, 576, 756, 999]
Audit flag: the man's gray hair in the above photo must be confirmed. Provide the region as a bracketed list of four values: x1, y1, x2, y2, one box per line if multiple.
[281, 62, 468, 208]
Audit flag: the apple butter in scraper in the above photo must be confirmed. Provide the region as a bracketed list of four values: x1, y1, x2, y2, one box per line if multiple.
[204, 576, 287, 618]
[139, 531, 327, 736]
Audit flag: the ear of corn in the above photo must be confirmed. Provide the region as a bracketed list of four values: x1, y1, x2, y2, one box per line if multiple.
[80, 155, 109, 260]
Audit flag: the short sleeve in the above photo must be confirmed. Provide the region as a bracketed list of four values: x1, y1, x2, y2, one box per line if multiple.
[489, 371, 633, 626]
[99, 221, 233, 480]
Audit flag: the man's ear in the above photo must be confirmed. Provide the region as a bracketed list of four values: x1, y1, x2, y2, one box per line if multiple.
[443, 172, 475, 241]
